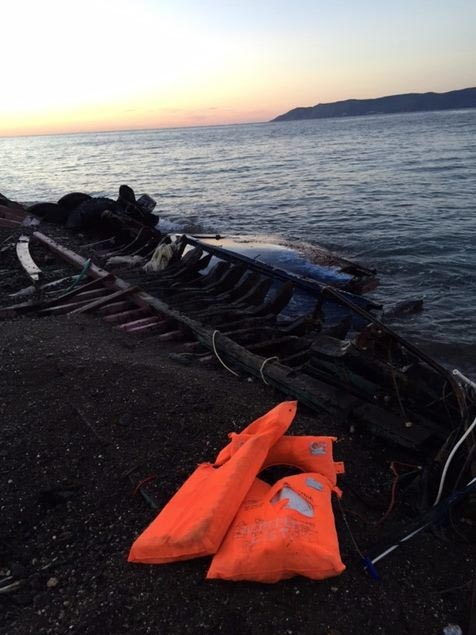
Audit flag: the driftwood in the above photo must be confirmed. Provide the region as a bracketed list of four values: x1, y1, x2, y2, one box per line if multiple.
[16, 235, 42, 284]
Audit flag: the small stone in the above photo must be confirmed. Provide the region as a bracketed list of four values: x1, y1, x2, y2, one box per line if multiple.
[46, 577, 58, 588]
[331, 586, 338, 592]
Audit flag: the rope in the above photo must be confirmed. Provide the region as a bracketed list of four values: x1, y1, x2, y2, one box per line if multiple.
[143, 242, 175, 272]
[433, 413, 476, 506]
[337, 497, 381, 580]
[367, 476, 476, 574]
[376, 462, 421, 526]
[212, 330, 239, 377]
[336, 497, 365, 559]
[259, 356, 279, 385]
[65, 258, 91, 292]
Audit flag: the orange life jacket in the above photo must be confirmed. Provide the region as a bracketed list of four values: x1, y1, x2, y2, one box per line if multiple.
[262, 436, 344, 485]
[217, 434, 344, 485]
[128, 401, 297, 564]
[207, 472, 345, 583]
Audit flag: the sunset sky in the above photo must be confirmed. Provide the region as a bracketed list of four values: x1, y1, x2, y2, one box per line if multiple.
[1, 0, 475, 136]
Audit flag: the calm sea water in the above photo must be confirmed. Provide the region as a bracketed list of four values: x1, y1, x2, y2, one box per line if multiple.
[1, 110, 475, 373]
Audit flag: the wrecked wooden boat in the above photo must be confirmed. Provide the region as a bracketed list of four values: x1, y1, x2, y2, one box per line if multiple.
[2, 228, 474, 458]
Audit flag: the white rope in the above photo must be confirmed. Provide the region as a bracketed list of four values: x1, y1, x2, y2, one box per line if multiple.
[372, 475, 476, 566]
[143, 242, 175, 272]
[371, 525, 426, 565]
[259, 356, 279, 385]
[212, 330, 239, 377]
[433, 413, 476, 506]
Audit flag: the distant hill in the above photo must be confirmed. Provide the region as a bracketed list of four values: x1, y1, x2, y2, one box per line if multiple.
[271, 87, 476, 122]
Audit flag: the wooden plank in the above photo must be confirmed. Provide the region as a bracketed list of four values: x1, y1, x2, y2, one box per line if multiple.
[96, 301, 131, 315]
[40, 276, 112, 308]
[137, 318, 175, 333]
[103, 308, 148, 324]
[33, 232, 165, 316]
[166, 262, 230, 302]
[117, 316, 157, 330]
[102, 229, 145, 257]
[38, 298, 97, 315]
[69, 286, 138, 315]
[199, 355, 214, 363]
[81, 237, 115, 249]
[157, 329, 184, 342]
[118, 316, 161, 331]
[127, 321, 166, 335]
[0, 276, 114, 318]
[174, 272, 261, 313]
[0, 218, 22, 229]
[73, 288, 112, 301]
[16, 235, 42, 283]
[352, 403, 432, 448]
[0, 205, 26, 221]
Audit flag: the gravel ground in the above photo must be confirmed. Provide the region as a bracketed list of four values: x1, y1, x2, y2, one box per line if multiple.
[0, 314, 474, 634]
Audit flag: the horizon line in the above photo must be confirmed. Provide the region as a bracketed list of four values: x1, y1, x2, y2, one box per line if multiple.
[0, 119, 267, 140]
[2, 84, 475, 140]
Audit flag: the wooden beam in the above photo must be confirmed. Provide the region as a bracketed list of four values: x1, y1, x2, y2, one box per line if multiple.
[16, 235, 42, 283]
[46, 276, 113, 306]
[127, 321, 167, 336]
[0, 275, 113, 318]
[96, 301, 131, 315]
[38, 298, 98, 315]
[73, 288, 112, 301]
[118, 316, 160, 331]
[69, 287, 139, 315]
[103, 308, 148, 324]
[0, 205, 27, 221]
[0, 218, 22, 229]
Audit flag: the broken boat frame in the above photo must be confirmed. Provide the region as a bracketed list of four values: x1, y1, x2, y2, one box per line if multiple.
[2, 229, 473, 457]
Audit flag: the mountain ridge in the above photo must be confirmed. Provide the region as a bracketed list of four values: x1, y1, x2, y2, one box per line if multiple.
[271, 87, 476, 122]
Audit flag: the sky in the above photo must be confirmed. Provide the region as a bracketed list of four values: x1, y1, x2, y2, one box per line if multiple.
[1, 0, 475, 136]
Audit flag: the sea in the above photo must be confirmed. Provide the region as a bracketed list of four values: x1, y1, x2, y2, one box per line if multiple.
[1, 109, 475, 375]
